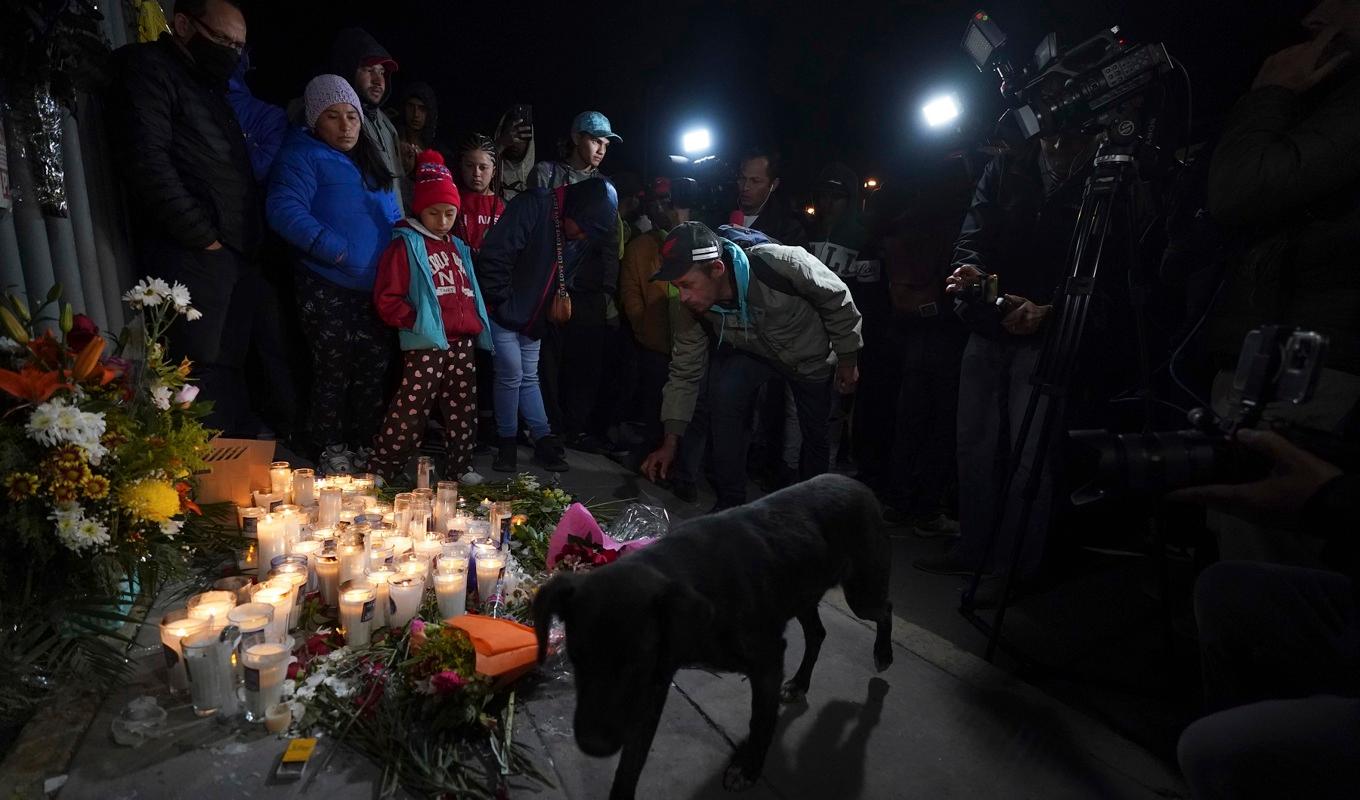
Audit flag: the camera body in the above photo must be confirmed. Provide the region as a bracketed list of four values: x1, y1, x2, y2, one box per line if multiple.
[963, 10, 1173, 142]
[1068, 326, 1330, 505]
[952, 271, 1007, 328]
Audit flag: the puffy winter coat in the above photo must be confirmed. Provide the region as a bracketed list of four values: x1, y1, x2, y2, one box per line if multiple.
[109, 35, 262, 254]
[266, 128, 401, 291]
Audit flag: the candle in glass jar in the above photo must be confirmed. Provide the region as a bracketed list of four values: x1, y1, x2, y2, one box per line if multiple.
[397, 554, 428, 589]
[253, 490, 284, 511]
[292, 468, 316, 507]
[447, 512, 470, 538]
[434, 569, 468, 619]
[415, 457, 433, 490]
[387, 575, 423, 629]
[228, 602, 274, 661]
[369, 542, 394, 567]
[318, 487, 342, 528]
[393, 493, 413, 536]
[250, 585, 292, 643]
[353, 474, 376, 496]
[213, 575, 256, 606]
[256, 514, 287, 579]
[338, 508, 358, 525]
[238, 506, 265, 534]
[338, 541, 367, 585]
[241, 642, 290, 723]
[269, 461, 292, 500]
[159, 611, 207, 695]
[268, 569, 308, 629]
[288, 539, 322, 591]
[367, 565, 396, 628]
[475, 551, 506, 597]
[339, 584, 377, 646]
[181, 629, 234, 718]
[186, 590, 236, 633]
[278, 506, 304, 547]
[315, 553, 340, 607]
[489, 501, 512, 536]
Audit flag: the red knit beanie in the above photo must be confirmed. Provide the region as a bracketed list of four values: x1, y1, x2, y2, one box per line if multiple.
[412, 150, 460, 214]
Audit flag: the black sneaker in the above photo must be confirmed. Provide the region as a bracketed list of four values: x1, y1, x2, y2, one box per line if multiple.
[534, 435, 570, 472]
[565, 432, 609, 455]
[492, 438, 518, 473]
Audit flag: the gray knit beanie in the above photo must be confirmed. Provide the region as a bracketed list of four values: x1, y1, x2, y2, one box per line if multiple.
[304, 74, 363, 129]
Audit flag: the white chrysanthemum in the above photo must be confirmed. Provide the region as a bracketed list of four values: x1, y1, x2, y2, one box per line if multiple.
[149, 383, 172, 411]
[25, 397, 107, 464]
[169, 281, 192, 311]
[124, 279, 161, 308]
[50, 504, 108, 552]
[75, 517, 111, 548]
[147, 277, 173, 301]
[184, 307, 203, 322]
[160, 519, 184, 538]
[25, 402, 62, 447]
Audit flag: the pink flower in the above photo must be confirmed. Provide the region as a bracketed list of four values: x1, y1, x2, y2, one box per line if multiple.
[409, 617, 428, 651]
[173, 384, 199, 407]
[430, 670, 466, 695]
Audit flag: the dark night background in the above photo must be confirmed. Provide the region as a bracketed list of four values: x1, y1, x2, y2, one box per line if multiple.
[239, 0, 1313, 193]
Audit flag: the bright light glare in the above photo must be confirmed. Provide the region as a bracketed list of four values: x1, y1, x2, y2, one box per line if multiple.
[681, 128, 712, 154]
[922, 95, 961, 128]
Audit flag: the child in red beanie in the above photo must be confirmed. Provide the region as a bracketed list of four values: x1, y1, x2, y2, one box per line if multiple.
[371, 150, 494, 484]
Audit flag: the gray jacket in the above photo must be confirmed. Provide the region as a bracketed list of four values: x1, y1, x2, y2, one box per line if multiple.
[661, 243, 862, 435]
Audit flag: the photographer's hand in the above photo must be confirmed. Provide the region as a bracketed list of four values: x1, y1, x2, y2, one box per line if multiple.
[1169, 429, 1342, 524]
[945, 264, 986, 294]
[1000, 295, 1051, 335]
[1254, 25, 1351, 92]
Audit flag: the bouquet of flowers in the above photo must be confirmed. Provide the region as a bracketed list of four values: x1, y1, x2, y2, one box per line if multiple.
[0, 278, 229, 721]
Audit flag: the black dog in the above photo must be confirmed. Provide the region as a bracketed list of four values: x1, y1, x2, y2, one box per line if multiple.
[534, 474, 894, 800]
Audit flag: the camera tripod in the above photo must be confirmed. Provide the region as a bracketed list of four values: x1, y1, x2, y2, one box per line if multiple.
[959, 116, 1165, 665]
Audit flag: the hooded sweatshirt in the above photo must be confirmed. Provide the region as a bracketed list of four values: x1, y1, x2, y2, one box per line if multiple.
[476, 178, 619, 339]
[374, 219, 487, 344]
[328, 27, 406, 214]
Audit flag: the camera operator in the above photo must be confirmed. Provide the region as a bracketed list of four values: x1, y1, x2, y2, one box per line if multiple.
[1169, 429, 1359, 799]
[1203, 0, 1360, 561]
[912, 130, 1098, 603]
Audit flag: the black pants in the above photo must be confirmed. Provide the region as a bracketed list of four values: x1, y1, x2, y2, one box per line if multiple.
[294, 267, 394, 450]
[539, 291, 614, 439]
[706, 349, 833, 508]
[1177, 562, 1360, 799]
[632, 347, 670, 444]
[884, 322, 965, 515]
[145, 239, 254, 434]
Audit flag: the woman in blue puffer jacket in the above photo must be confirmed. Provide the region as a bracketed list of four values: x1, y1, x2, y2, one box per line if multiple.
[267, 74, 400, 474]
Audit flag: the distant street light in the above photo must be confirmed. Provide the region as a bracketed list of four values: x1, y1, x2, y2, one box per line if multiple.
[864, 178, 880, 191]
[804, 205, 817, 216]
[681, 128, 712, 155]
[922, 94, 961, 129]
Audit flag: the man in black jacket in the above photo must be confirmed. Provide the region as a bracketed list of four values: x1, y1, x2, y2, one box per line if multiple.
[110, 0, 261, 434]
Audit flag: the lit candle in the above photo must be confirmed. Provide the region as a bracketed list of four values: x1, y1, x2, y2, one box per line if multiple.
[227, 602, 274, 658]
[213, 575, 256, 606]
[289, 539, 322, 592]
[310, 526, 336, 548]
[467, 520, 492, 542]
[256, 514, 287, 580]
[253, 490, 284, 511]
[241, 642, 290, 723]
[315, 553, 340, 608]
[397, 554, 428, 589]
[159, 611, 207, 695]
[475, 550, 506, 598]
[270, 461, 292, 501]
[370, 542, 394, 567]
[415, 456, 433, 490]
[353, 474, 376, 497]
[337, 508, 358, 525]
[489, 501, 513, 537]
[385, 535, 412, 557]
[237, 540, 258, 572]
[434, 569, 468, 619]
[393, 493, 413, 536]
[408, 499, 432, 538]
[413, 537, 443, 586]
[447, 512, 470, 539]
[186, 590, 236, 634]
[267, 569, 308, 629]
[250, 585, 291, 643]
[278, 505, 303, 548]
[339, 584, 377, 646]
[238, 506, 265, 533]
[338, 541, 367, 585]
[181, 629, 234, 718]
[387, 575, 423, 629]
[367, 565, 396, 628]
[292, 468, 316, 507]
[435, 480, 459, 532]
[439, 541, 471, 566]
[318, 487, 342, 528]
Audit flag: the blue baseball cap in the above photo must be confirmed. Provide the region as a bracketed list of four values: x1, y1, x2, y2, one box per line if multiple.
[571, 111, 622, 143]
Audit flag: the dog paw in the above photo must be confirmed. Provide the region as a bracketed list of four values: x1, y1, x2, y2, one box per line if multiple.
[874, 641, 894, 672]
[722, 761, 758, 792]
[779, 679, 808, 704]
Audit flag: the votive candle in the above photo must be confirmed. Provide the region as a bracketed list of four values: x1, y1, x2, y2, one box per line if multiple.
[434, 569, 468, 619]
[367, 565, 396, 628]
[318, 487, 342, 528]
[292, 468, 316, 507]
[339, 584, 377, 646]
[269, 461, 292, 500]
[315, 553, 340, 607]
[159, 610, 207, 695]
[256, 514, 287, 579]
[387, 575, 423, 629]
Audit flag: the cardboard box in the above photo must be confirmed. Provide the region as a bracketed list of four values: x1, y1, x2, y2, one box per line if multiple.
[194, 437, 276, 507]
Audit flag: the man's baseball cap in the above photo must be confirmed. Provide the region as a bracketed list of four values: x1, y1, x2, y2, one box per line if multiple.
[652, 221, 724, 282]
[572, 111, 622, 143]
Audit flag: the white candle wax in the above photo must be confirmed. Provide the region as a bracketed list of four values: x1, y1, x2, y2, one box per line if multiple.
[387, 576, 423, 628]
[385, 535, 412, 557]
[476, 554, 506, 597]
[317, 487, 342, 528]
[434, 570, 468, 619]
[339, 587, 376, 646]
[289, 539, 322, 592]
[159, 613, 207, 695]
[253, 490, 283, 511]
[279, 508, 303, 548]
[367, 566, 395, 628]
[227, 602, 274, 657]
[270, 462, 292, 500]
[241, 642, 290, 723]
[269, 572, 308, 629]
[186, 591, 236, 634]
[315, 554, 340, 607]
[338, 543, 367, 585]
[251, 586, 291, 643]
[292, 468, 316, 507]
[256, 514, 287, 579]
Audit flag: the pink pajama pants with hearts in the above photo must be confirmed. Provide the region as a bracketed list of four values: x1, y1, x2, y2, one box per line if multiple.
[369, 337, 477, 480]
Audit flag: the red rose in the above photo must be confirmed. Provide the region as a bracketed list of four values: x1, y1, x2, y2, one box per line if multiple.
[68, 314, 100, 352]
[430, 670, 466, 695]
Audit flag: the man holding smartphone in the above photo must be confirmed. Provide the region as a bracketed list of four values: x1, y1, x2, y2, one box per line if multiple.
[494, 104, 536, 202]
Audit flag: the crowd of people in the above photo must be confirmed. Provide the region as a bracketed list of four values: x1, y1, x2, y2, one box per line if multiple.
[105, 0, 1360, 796]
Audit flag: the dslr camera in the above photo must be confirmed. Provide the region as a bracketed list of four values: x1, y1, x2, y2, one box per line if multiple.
[963, 10, 1174, 142]
[1068, 326, 1330, 505]
[952, 269, 1009, 330]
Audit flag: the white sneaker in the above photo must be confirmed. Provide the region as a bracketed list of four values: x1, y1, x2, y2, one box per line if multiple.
[459, 470, 486, 486]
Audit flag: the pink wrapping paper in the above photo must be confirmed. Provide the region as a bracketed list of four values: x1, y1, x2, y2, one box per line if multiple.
[547, 503, 655, 569]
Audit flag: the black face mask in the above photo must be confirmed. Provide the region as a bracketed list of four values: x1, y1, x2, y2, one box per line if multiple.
[186, 33, 240, 84]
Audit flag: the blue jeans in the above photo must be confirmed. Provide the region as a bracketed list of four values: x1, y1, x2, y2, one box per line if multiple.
[489, 320, 552, 441]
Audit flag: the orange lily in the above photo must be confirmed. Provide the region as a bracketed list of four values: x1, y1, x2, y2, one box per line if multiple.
[175, 481, 202, 516]
[0, 366, 68, 404]
[71, 337, 106, 383]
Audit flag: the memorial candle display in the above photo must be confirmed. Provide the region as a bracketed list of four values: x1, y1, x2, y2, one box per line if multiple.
[159, 611, 207, 695]
[182, 629, 234, 717]
[186, 590, 236, 633]
[434, 569, 468, 619]
[387, 575, 423, 628]
[268, 568, 308, 628]
[242, 642, 290, 723]
[227, 602, 274, 656]
[292, 467, 316, 507]
[367, 565, 396, 628]
[318, 486, 342, 528]
[270, 461, 292, 500]
[237, 506, 265, 533]
[251, 585, 292, 643]
[339, 584, 377, 646]
[253, 490, 284, 511]
[338, 539, 367, 585]
[289, 539, 323, 591]
[474, 548, 506, 597]
[213, 575, 256, 606]
[385, 534, 412, 557]
[256, 513, 287, 579]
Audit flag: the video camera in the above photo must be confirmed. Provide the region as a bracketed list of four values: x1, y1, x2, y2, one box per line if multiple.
[952, 270, 1007, 329]
[1068, 326, 1330, 505]
[963, 10, 1174, 143]
[667, 156, 735, 222]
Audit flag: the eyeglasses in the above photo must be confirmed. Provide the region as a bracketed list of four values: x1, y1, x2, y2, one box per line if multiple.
[190, 16, 246, 54]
